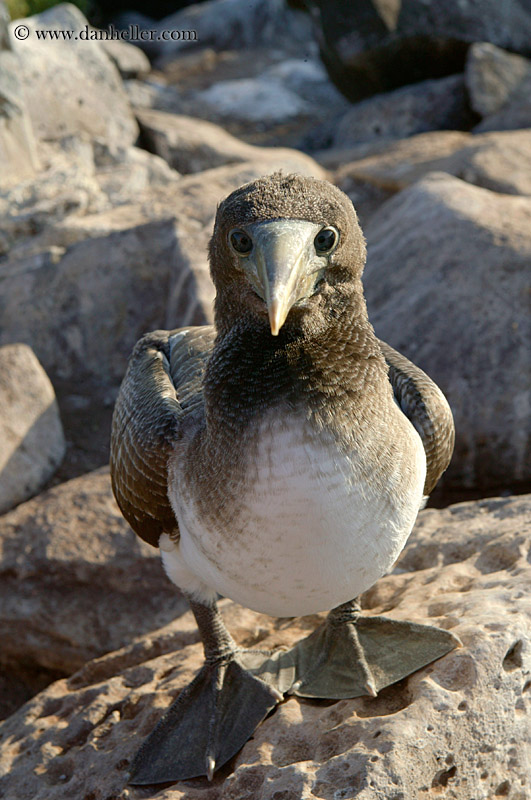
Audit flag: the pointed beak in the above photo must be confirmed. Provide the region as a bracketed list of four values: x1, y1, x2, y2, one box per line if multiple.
[243, 219, 324, 335]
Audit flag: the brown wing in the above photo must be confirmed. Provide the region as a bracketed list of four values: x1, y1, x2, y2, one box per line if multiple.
[378, 340, 455, 495]
[110, 326, 216, 547]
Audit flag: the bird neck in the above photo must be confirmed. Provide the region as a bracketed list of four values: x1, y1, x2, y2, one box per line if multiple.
[204, 290, 388, 432]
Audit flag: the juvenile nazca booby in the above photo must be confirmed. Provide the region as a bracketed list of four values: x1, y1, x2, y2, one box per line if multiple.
[110, 173, 459, 785]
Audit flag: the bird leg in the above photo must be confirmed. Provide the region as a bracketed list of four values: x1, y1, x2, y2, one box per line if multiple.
[287, 598, 460, 699]
[129, 598, 295, 785]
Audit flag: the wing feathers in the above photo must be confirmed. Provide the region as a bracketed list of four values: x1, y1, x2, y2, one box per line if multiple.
[110, 328, 215, 547]
[379, 339, 455, 495]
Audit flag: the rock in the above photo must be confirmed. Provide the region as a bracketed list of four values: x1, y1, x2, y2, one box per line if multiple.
[150, 0, 313, 65]
[0, 467, 187, 676]
[92, 142, 180, 206]
[9, 4, 138, 147]
[195, 75, 310, 123]
[98, 38, 150, 79]
[465, 42, 531, 118]
[136, 109, 328, 174]
[125, 77, 184, 113]
[334, 129, 531, 199]
[310, 0, 531, 102]
[333, 75, 475, 148]
[0, 48, 40, 188]
[364, 173, 531, 493]
[0, 135, 106, 257]
[474, 72, 531, 133]
[0, 344, 65, 514]
[0, 218, 183, 388]
[0, 492, 529, 798]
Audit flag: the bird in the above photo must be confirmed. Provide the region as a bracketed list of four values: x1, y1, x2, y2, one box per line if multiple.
[110, 172, 458, 786]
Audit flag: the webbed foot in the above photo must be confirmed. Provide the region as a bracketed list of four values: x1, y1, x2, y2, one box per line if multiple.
[287, 600, 461, 699]
[129, 599, 296, 785]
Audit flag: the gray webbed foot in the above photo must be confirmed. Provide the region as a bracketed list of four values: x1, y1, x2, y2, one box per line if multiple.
[129, 600, 295, 785]
[287, 600, 461, 699]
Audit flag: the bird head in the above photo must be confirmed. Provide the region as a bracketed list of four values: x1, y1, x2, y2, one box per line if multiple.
[209, 173, 367, 338]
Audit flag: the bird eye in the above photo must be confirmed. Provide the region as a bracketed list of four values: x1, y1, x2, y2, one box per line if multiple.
[314, 227, 339, 254]
[229, 229, 253, 255]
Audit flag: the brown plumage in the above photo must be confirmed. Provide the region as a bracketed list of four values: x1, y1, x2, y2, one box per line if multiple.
[109, 173, 457, 785]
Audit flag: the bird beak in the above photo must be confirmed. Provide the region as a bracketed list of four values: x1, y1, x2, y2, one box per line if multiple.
[244, 219, 324, 335]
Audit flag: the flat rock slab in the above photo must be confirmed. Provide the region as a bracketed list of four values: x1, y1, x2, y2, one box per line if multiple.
[364, 172, 531, 493]
[0, 493, 528, 798]
[0, 343, 65, 514]
[333, 129, 531, 198]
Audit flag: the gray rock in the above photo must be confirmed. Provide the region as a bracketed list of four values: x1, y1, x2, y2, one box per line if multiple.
[98, 37, 150, 79]
[311, 0, 531, 101]
[333, 75, 474, 148]
[474, 72, 531, 133]
[195, 76, 310, 123]
[124, 77, 184, 112]
[0, 344, 65, 514]
[0, 492, 529, 797]
[465, 42, 531, 117]
[364, 173, 531, 493]
[136, 109, 327, 174]
[0, 219, 182, 388]
[151, 0, 314, 65]
[0, 48, 40, 188]
[9, 4, 138, 147]
[0, 467, 187, 674]
[333, 129, 531, 198]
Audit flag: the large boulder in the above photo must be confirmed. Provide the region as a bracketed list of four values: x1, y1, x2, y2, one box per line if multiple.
[309, 0, 531, 101]
[333, 75, 475, 148]
[0, 218, 183, 388]
[136, 109, 328, 175]
[0, 14, 40, 189]
[333, 129, 531, 201]
[146, 0, 313, 65]
[0, 344, 65, 514]
[0, 467, 186, 675]
[9, 4, 138, 148]
[465, 42, 531, 118]
[0, 493, 528, 798]
[364, 173, 530, 493]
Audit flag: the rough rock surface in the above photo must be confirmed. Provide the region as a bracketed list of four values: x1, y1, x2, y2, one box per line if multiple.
[474, 72, 531, 133]
[0, 47, 40, 188]
[0, 218, 183, 388]
[0, 344, 65, 514]
[137, 109, 328, 175]
[334, 129, 531, 198]
[333, 75, 474, 148]
[465, 42, 531, 118]
[0, 493, 528, 799]
[99, 39, 150, 80]
[9, 5, 138, 147]
[0, 467, 186, 675]
[364, 173, 531, 493]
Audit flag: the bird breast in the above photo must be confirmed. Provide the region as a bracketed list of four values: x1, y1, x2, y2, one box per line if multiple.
[169, 408, 426, 618]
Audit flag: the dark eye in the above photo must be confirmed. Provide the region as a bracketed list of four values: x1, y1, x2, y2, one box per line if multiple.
[314, 227, 339, 254]
[229, 229, 253, 255]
